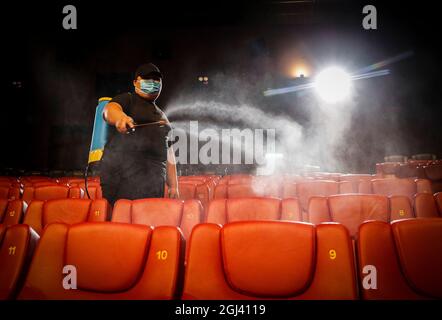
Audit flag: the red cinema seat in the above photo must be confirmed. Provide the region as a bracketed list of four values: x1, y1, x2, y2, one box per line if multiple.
[0, 224, 39, 300]
[23, 198, 110, 235]
[389, 195, 414, 220]
[296, 181, 340, 221]
[339, 174, 375, 193]
[206, 198, 301, 225]
[424, 164, 442, 193]
[308, 195, 389, 237]
[0, 200, 26, 226]
[31, 182, 59, 188]
[219, 174, 253, 185]
[0, 187, 20, 201]
[414, 193, 440, 218]
[22, 185, 82, 204]
[371, 178, 432, 200]
[81, 186, 102, 200]
[78, 184, 102, 200]
[68, 181, 102, 200]
[395, 163, 426, 179]
[112, 198, 203, 240]
[436, 192, 442, 214]
[0, 181, 20, 188]
[214, 182, 281, 199]
[19, 223, 184, 300]
[182, 221, 358, 299]
[172, 181, 211, 210]
[376, 162, 401, 178]
[358, 219, 442, 299]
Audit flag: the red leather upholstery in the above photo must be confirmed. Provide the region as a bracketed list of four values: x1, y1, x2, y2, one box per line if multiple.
[0, 200, 25, 226]
[19, 223, 184, 299]
[329, 195, 389, 237]
[0, 187, 20, 200]
[339, 174, 374, 192]
[206, 198, 301, 224]
[23, 199, 110, 235]
[424, 164, 442, 193]
[174, 181, 211, 210]
[69, 182, 102, 200]
[0, 224, 39, 300]
[308, 194, 389, 237]
[296, 181, 340, 220]
[183, 221, 357, 299]
[214, 182, 282, 199]
[436, 192, 442, 215]
[22, 186, 82, 204]
[414, 193, 440, 218]
[371, 178, 432, 200]
[389, 195, 414, 220]
[358, 219, 442, 299]
[112, 198, 203, 239]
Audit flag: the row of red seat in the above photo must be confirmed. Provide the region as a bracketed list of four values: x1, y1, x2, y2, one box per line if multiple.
[376, 162, 442, 192]
[2, 192, 441, 240]
[0, 175, 438, 216]
[1, 218, 441, 299]
[0, 183, 103, 203]
[177, 177, 433, 213]
[0, 175, 100, 187]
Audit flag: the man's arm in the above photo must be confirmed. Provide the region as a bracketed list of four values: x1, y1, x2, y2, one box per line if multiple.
[166, 146, 179, 199]
[103, 102, 135, 133]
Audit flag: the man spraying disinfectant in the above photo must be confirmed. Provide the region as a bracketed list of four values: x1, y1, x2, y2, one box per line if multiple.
[96, 63, 179, 205]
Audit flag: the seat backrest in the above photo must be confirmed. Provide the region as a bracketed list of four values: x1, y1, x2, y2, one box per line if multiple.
[183, 221, 357, 299]
[358, 219, 442, 299]
[227, 175, 254, 185]
[174, 182, 211, 211]
[0, 187, 20, 201]
[23, 198, 110, 235]
[328, 194, 389, 237]
[296, 181, 340, 219]
[308, 194, 389, 237]
[339, 174, 374, 193]
[0, 182, 12, 188]
[112, 198, 203, 239]
[436, 193, 442, 215]
[389, 195, 414, 220]
[19, 223, 183, 300]
[0, 200, 25, 227]
[0, 224, 39, 300]
[414, 193, 440, 218]
[31, 182, 59, 188]
[371, 178, 417, 199]
[206, 198, 301, 225]
[424, 164, 442, 183]
[376, 162, 401, 177]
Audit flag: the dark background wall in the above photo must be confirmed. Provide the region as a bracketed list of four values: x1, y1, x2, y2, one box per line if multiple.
[2, 0, 441, 173]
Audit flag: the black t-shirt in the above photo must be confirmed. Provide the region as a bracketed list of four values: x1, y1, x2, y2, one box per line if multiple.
[105, 92, 172, 161]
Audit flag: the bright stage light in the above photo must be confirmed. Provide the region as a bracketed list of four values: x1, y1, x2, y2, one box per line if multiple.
[314, 67, 351, 103]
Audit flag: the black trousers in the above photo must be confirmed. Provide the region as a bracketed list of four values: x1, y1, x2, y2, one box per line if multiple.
[100, 149, 166, 206]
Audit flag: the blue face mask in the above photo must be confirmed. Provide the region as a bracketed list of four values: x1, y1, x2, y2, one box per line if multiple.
[138, 79, 161, 95]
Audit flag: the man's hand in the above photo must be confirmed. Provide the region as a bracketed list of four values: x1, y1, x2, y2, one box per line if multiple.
[168, 186, 180, 199]
[115, 114, 135, 134]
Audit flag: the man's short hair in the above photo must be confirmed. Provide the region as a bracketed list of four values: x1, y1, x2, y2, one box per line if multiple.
[134, 63, 163, 80]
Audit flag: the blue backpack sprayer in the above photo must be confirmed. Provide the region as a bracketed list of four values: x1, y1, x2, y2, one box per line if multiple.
[85, 97, 112, 198]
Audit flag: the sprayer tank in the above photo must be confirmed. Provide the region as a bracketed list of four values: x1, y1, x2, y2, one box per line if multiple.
[88, 97, 112, 164]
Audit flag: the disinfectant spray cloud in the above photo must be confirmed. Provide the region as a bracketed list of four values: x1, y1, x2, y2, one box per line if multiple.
[165, 78, 358, 175]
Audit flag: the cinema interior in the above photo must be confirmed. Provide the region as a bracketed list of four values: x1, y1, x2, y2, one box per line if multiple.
[1, 0, 441, 308]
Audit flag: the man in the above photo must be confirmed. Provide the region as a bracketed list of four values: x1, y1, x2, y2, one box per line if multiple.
[100, 63, 179, 205]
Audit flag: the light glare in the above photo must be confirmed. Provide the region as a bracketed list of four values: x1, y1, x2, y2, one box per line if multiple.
[314, 67, 351, 103]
